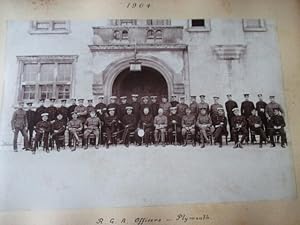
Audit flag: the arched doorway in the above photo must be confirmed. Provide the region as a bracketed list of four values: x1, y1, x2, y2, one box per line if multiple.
[112, 66, 168, 99]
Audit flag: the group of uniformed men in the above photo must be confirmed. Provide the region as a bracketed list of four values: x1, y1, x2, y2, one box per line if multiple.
[11, 93, 287, 153]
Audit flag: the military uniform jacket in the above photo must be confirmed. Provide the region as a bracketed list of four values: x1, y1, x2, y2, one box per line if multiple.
[26, 109, 36, 129]
[225, 100, 238, 118]
[247, 115, 262, 128]
[210, 103, 223, 117]
[241, 101, 255, 118]
[140, 103, 152, 115]
[85, 117, 101, 130]
[212, 115, 227, 128]
[266, 102, 284, 118]
[231, 115, 247, 129]
[52, 120, 65, 133]
[57, 106, 69, 123]
[190, 102, 198, 116]
[46, 106, 58, 122]
[256, 101, 267, 119]
[67, 119, 83, 130]
[122, 114, 137, 128]
[177, 103, 188, 118]
[35, 120, 51, 133]
[270, 115, 285, 128]
[198, 102, 209, 111]
[36, 105, 47, 122]
[170, 101, 179, 107]
[150, 102, 160, 117]
[131, 101, 141, 117]
[67, 104, 77, 120]
[74, 105, 87, 120]
[182, 114, 196, 127]
[104, 115, 118, 127]
[139, 114, 154, 128]
[86, 105, 95, 116]
[168, 114, 182, 128]
[154, 115, 168, 127]
[196, 114, 212, 126]
[159, 102, 171, 115]
[11, 109, 28, 129]
[119, 103, 131, 118]
[107, 103, 120, 116]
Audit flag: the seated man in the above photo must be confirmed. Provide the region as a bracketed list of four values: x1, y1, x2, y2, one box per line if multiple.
[84, 110, 101, 149]
[212, 108, 228, 148]
[104, 107, 119, 147]
[66, 112, 83, 151]
[231, 108, 248, 149]
[196, 108, 214, 148]
[248, 108, 267, 148]
[167, 107, 182, 145]
[181, 107, 196, 146]
[137, 107, 154, 147]
[154, 108, 168, 146]
[33, 113, 51, 154]
[121, 106, 137, 147]
[269, 108, 287, 148]
[51, 113, 66, 151]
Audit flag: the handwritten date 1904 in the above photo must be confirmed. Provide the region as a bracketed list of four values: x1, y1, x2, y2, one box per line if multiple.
[126, 2, 151, 8]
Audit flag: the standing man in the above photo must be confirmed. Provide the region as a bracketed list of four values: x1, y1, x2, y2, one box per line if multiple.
[57, 99, 69, 125]
[140, 96, 152, 115]
[95, 95, 107, 121]
[198, 95, 209, 112]
[241, 93, 255, 143]
[11, 101, 30, 151]
[74, 98, 87, 124]
[265, 95, 285, 129]
[67, 98, 77, 121]
[46, 98, 58, 123]
[107, 96, 120, 117]
[170, 95, 179, 107]
[231, 108, 248, 149]
[26, 102, 36, 148]
[225, 94, 238, 141]
[167, 107, 182, 145]
[84, 110, 101, 149]
[121, 106, 137, 147]
[159, 96, 171, 116]
[86, 99, 95, 117]
[181, 107, 196, 146]
[189, 96, 198, 117]
[210, 96, 223, 123]
[150, 95, 160, 117]
[177, 96, 188, 118]
[131, 94, 141, 120]
[154, 108, 168, 146]
[256, 94, 268, 137]
[36, 98, 47, 123]
[119, 96, 131, 119]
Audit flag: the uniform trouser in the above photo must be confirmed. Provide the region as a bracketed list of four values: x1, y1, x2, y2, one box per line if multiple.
[28, 127, 34, 147]
[84, 128, 100, 146]
[167, 127, 182, 144]
[228, 115, 233, 139]
[66, 129, 82, 146]
[182, 127, 195, 141]
[250, 127, 267, 144]
[13, 127, 29, 150]
[214, 127, 227, 145]
[154, 128, 166, 143]
[33, 132, 49, 150]
[52, 130, 66, 148]
[121, 127, 136, 144]
[269, 128, 287, 145]
[232, 127, 248, 144]
[136, 127, 153, 144]
[106, 126, 116, 144]
[199, 126, 215, 143]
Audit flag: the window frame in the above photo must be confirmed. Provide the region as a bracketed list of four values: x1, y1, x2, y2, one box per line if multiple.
[29, 20, 71, 34]
[242, 19, 267, 32]
[187, 19, 211, 32]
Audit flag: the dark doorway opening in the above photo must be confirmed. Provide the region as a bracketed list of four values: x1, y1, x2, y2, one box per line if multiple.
[112, 66, 168, 100]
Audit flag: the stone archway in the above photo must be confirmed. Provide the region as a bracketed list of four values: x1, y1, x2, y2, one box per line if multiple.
[102, 56, 175, 97]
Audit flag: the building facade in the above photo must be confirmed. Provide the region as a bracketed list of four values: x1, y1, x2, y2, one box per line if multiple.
[0, 19, 284, 145]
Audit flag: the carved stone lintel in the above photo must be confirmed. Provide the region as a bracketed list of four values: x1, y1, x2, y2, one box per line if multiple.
[212, 45, 247, 60]
[17, 55, 79, 63]
[89, 44, 187, 52]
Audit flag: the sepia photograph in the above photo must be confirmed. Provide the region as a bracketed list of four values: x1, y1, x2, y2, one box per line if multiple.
[0, 19, 296, 210]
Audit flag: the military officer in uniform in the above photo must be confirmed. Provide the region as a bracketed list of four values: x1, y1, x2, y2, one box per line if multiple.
[74, 98, 87, 124]
[159, 96, 171, 116]
[255, 94, 268, 137]
[231, 108, 248, 149]
[247, 109, 267, 148]
[170, 95, 179, 107]
[66, 112, 83, 151]
[119, 96, 131, 118]
[104, 107, 119, 147]
[212, 108, 228, 148]
[83, 110, 101, 149]
[26, 102, 36, 148]
[67, 98, 77, 121]
[107, 96, 120, 117]
[46, 98, 58, 123]
[51, 113, 66, 151]
[241, 93, 255, 142]
[167, 107, 182, 145]
[210, 96, 223, 123]
[154, 108, 168, 146]
[95, 95, 107, 121]
[198, 95, 209, 112]
[57, 99, 69, 125]
[137, 107, 154, 147]
[11, 101, 30, 151]
[36, 98, 47, 123]
[196, 107, 214, 148]
[121, 106, 137, 147]
[181, 107, 196, 146]
[225, 94, 238, 141]
[269, 108, 287, 148]
[33, 113, 51, 154]
[150, 95, 160, 117]
[86, 99, 95, 117]
[189, 96, 198, 117]
[140, 96, 152, 115]
[131, 94, 141, 119]
[177, 96, 188, 118]
[265, 96, 284, 136]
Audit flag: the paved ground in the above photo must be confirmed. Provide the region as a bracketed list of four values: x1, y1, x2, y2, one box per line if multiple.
[0, 143, 296, 211]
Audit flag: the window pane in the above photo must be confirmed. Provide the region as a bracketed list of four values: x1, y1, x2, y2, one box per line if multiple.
[191, 19, 205, 27]
[57, 85, 70, 99]
[246, 19, 261, 28]
[23, 63, 39, 82]
[40, 63, 55, 82]
[36, 22, 50, 30]
[39, 85, 53, 99]
[22, 85, 36, 100]
[53, 21, 67, 30]
[57, 63, 72, 81]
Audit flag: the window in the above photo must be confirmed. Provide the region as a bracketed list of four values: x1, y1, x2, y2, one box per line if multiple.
[111, 19, 137, 26]
[122, 30, 129, 39]
[187, 19, 211, 32]
[17, 55, 78, 102]
[243, 19, 267, 32]
[146, 20, 171, 26]
[155, 30, 163, 39]
[29, 20, 71, 34]
[147, 29, 154, 39]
